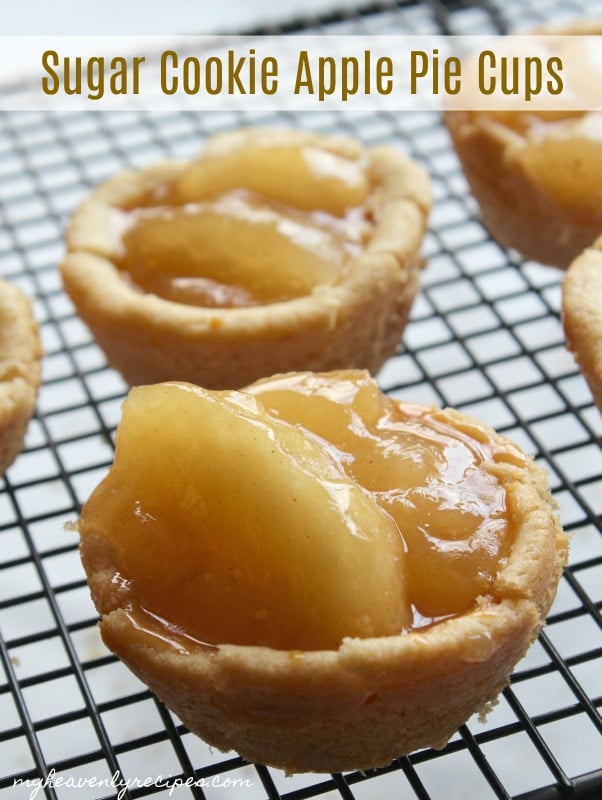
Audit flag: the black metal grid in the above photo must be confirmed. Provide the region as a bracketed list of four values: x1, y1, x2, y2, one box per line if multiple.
[0, 1, 601, 798]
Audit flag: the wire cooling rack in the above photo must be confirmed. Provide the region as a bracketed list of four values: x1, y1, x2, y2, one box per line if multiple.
[0, 0, 601, 798]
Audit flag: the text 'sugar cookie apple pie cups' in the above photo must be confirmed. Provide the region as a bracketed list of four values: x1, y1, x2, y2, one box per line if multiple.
[0, 279, 42, 474]
[77, 370, 567, 774]
[444, 21, 602, 269]
[61, 128, 431, 388]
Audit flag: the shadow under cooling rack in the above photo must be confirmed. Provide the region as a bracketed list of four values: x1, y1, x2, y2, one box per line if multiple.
[0, 0, 601, 799]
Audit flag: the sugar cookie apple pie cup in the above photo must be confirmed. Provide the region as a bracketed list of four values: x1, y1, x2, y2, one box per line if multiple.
[0, 279, 42, 474]
[562, 234, 602, 410]
[61, 128, 431, 388]
[444, 20, 602, 269]
[78, 370, 567, 774]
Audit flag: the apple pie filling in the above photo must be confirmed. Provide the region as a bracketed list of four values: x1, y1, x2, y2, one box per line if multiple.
[79, 370, 528, 652]
[112, 134, 372, 308]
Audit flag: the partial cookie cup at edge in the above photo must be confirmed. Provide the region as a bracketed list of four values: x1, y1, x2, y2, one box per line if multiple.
[0, 279, 42, 474]
[562, 235, 602, 410]
[443, 110, 602, 270]
[79, 404, 567, 775]
[443, 20, 602, 270]
[61, 133, 431, 389]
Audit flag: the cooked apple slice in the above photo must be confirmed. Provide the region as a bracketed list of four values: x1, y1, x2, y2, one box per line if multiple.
[119, 193, 347, 305]
[175, 134, 369, 215]
[79, 381, 410, 651]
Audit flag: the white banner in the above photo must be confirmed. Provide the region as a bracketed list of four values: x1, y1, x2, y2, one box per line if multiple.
[0, 34, 600, 112]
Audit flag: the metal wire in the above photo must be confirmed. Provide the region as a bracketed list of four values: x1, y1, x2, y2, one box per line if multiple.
[0, 1, 601, 798]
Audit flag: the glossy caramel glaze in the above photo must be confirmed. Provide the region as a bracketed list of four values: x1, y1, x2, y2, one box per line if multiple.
[249, 371, 527, 620]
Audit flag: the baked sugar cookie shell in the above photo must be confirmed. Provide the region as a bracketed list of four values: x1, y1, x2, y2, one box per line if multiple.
[80, 404, 567, 774]
[444, 109, 602, 270]
[444, 20, 602, 269]
[0, 279, 42, 474]
[562, 234, 602, 410]
[61, 130, 431, 389]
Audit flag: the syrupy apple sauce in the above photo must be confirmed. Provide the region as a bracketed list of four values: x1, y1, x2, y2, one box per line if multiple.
[249, 372, 529, 621]
[79, 370, 529, 653]
[110, 136, 373, 308]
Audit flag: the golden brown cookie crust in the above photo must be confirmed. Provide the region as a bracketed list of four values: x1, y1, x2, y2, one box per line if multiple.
[0, 279, 42, 474]
[562, 235, 602, 410]
[80, 403, 567, 774]
[61, 129, 431, 389]
[444, 21, 602, 269]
